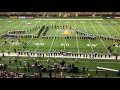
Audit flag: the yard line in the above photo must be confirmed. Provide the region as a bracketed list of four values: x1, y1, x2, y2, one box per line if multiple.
[48, 20, 61, 53]
[26, 37, 33, 45]
[63, 20, 68, 51]
[35, 20, 42, 35]
[0, 19, 18, 33]
[6, 19, 35, 52]
[98, 20, 117, 44]
[2, 21, 18, 32]
[89, 20, 110, 53]
[63, 37, 67, 51]
[74, 20, 80, 54]
[82, 21, 94, 52]
[34, 39, 44, 52]
[63, 23, 66, 51]
[0, 20, 20, 46]
[10, 19, 39, 60]
[0, 39, 9, 46]
[103, 20, 120, 36]
[34, 20, 48, 52]
[21, 19, 44, 52]
[112, 19, 120, 30]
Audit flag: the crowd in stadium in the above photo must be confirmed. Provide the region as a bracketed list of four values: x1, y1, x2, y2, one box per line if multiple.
[0, 12, 119, 17]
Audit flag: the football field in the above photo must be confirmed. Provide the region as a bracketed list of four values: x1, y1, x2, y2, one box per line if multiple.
[0, 17, 120, 55]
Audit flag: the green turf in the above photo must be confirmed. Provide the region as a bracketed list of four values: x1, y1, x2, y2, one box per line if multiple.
[0, 17, 120, 54]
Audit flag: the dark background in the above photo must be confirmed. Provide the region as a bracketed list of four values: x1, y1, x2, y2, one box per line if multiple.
[0, 0, 120, 11]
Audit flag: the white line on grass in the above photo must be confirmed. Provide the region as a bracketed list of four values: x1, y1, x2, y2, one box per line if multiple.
[103, 20, 120, 36]
[34, 20, 48, 52]
[11, 19, 39, 60]
[74, 20, 80, 54]
[24, 20, 46, 48]
[82, 21, 94, 52]
[25, 19, 42, 45]
[35, 20, 42, 35]
[0, 20, 20, 46]
[48, 20, 61, 53]
[0, 39, 9, 46]
[34, 39, 44, 52]
[89, 20, 110, 53]
[63, 20, 68, 51]
[6, 19, 35, 52]
[26, 37, 33, 45]
[98, 20, 117, 44]
[63, 39, 66, 51]
[0, 20, 19, 34]
[112, 19, 120, 30]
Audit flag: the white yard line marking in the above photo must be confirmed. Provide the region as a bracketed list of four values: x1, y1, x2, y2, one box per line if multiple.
[48, 20, 61, 53]
[34, 39, 44, 52]
[0, 20, 20, 46]
[63, 20, 68, 51]
[74, 20, 80, 54]
[0, 20, 19, 33]
[23, 19, 44, 47]
[10, 20, 38, 60]
[0, 39, 9, 46]
[35, 20, 42, 35]
[103, 20, 120, 36]
[113, 20, 120, 30]
[27, 37, 33, 45]
[89, 20, 110, 53]
[82, 22, 94, 52]
[34, 20, 48, 52]
[64, 38, 66, 51]
[98, 20, 117, 44]
[6, 19, 35, 52]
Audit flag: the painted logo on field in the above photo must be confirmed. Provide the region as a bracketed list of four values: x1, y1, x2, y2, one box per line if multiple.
[62, 27, 71, 35]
